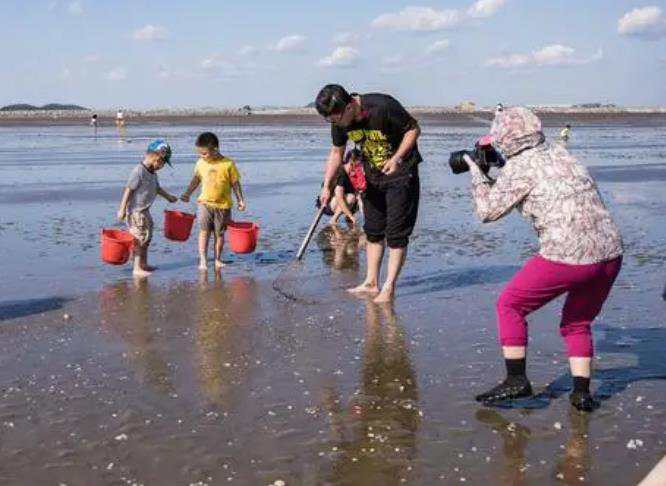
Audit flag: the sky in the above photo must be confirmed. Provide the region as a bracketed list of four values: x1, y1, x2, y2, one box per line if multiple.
[1, 0, 665, 109]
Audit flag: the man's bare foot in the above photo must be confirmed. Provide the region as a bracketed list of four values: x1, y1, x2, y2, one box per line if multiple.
[133, 268, 153, 277]
[347, 282, 380, 295]
[214, 259, 225, 270]
[198, 259, 208, 271]
[373, 286, 395, 304]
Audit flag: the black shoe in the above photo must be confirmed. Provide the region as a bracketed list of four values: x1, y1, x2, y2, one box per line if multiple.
[475, 376, 533, 404]
[569, 391, 599, 412]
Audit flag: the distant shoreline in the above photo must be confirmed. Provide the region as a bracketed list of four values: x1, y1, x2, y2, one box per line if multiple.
[1, 107, 665, 127]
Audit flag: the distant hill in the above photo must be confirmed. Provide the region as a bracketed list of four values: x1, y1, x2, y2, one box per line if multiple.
[0, 103, 88, 111]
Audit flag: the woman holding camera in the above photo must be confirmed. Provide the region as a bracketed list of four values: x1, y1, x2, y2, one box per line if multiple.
[466, 107, 623, 412]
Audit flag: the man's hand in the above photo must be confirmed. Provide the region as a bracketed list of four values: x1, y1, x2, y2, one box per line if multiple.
[117, 209, 126, 222]
[237, 200, 246, 211]
[381, 157, 401, 175]
[319, 185, 332, 207]
[180, 193, 190, 202]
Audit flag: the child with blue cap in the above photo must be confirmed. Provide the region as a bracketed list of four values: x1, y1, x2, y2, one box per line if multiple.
[117, 139, 178, 277]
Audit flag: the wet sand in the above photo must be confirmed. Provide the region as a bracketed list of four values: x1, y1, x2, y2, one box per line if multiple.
[0, 119, 665, 484]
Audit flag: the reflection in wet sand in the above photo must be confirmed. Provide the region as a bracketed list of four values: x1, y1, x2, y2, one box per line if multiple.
[475, 409, 531, 486]
[316, 225, 365, 271]
[475, 405, 594, 485]
[323, 303, 420, 485]
[99, 279, 175, 395]
[194, 273, 259, 408]
[554, 409, 592, 484]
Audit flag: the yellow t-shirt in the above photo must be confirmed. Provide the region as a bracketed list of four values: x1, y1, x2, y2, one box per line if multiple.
[194, 156, 240, 209]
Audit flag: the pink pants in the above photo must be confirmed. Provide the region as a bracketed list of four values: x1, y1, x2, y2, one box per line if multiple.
[497, 255, 622, 357]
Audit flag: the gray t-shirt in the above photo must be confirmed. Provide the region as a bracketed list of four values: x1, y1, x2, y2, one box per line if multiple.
[127, 164, 159, 213]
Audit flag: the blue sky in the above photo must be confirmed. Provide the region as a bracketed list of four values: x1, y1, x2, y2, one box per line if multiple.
[1, 0, 665, 109]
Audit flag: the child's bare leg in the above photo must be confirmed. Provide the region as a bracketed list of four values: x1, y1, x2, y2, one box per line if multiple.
[141, 242, 157, 271]
[214, 231, 225, 269]
[198, 230, 209, 270]
[133, 243, 152, 277]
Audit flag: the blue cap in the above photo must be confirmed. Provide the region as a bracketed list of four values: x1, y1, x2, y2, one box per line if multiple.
[147, 139, 172, 166]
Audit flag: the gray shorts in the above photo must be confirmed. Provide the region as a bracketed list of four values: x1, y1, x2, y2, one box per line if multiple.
[198, 204, 231, 236]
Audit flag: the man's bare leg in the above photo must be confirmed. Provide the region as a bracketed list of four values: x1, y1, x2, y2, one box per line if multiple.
[374, 246, 406, 303]
[348, 239, 384, 295]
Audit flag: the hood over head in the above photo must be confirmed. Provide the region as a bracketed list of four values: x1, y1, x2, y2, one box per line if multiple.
[490, 106, 545, 158]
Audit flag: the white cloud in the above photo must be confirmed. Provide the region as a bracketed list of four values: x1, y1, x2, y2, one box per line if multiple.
[200, 54, 257, 81]
[318, 46, 361, 68]
[467, 0, 506, 18]
[426, 39, 450, 55]
[157, 65, 170, 79]
[133, 24, 168, 41]
[485, 44, 603, 68]
[271, 34, 307, 53]
[332, 32, 360, 45]
[380, 54, 406, 72]
[83, 53, 100, 63]
[105, 67, 127, 81]
[59, 67, 72, 80]
[371, 6, 462, 31]
[201, 54, 226, 71]
[238, 45, 259, 56]
[371, 1, 506, 32]
[67, 1, 83, 15]
[618, 6, 666, 40]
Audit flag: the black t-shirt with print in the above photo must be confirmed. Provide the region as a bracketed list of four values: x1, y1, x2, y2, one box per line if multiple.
[331, 93, 422, 170]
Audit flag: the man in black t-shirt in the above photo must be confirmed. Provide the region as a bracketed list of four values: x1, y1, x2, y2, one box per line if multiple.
[315, 84, 421, 303]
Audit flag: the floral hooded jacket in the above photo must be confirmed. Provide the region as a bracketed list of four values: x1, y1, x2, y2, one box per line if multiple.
[469, 106, 623, 265]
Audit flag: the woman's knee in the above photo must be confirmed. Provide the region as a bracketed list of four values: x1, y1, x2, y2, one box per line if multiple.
[496, 289, 517, 314]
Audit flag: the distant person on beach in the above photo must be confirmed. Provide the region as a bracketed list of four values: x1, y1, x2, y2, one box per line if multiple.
[315, 84, 421, 304]
[117, 140, 178, 277]
[90, 113, 98, 136]
[316, 148, 362, 228]
[465, 107, 623, 412]
[560, 124, 571, 143]
[180, 132, 246, 271]
[116, 109, 126, 138]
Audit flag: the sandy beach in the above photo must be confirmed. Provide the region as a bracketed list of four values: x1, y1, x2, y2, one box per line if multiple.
[0, 116, 665, 484]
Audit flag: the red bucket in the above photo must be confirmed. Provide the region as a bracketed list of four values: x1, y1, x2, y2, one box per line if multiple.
[227, 221, 260, 254]
[164, 210, 196, 241]
[101, 228, 134, 265]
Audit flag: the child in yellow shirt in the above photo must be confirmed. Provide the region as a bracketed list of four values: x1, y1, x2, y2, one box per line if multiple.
[180, 132, 246, 270]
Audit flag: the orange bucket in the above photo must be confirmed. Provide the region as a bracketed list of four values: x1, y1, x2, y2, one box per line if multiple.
[227, 221, 260, 254]
[101, 229, 134, 265]
[164, 210, 196, 241]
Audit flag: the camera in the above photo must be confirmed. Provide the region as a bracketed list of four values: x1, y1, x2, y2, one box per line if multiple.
[448, 136, 505, 174]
